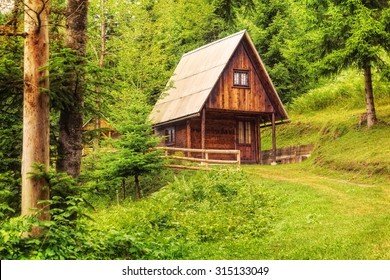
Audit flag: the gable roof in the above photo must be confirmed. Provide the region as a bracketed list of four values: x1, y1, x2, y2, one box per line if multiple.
[150, 30, 288, 126]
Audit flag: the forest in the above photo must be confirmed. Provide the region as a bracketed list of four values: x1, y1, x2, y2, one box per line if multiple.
[0, 0, 390, 259]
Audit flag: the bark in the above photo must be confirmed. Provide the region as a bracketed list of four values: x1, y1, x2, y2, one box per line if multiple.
[21, 0, 51, 236]
[134, 175, 141, 200]
[363, 63, 377, 128]
[121, 178, 126, 200]
[56, 0, 88, 177]
[93, 1, 106, 151]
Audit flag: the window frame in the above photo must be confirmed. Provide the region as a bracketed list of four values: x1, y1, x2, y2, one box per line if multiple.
[238, 121, 252, 145]
[233, 70, 250, 87]
[164, 127, 175, 145]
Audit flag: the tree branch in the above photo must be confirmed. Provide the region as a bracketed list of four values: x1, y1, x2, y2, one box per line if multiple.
[0, 31, 27, 37]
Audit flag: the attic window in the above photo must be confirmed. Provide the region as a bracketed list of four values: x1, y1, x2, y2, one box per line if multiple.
[233, 70, 250, 87]
[164, 127, 175, 145]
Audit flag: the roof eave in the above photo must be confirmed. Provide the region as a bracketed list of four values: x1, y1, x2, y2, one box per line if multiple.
[152, 112, 201, 128]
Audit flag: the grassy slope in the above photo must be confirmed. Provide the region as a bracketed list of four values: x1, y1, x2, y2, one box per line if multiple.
[261, 69, 390, 183]
[243, 164, 390, 259]
[91, 70, 390, 259]
[241, 70, 390, 259]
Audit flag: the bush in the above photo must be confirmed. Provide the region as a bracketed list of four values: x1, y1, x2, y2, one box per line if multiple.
[0, 172, 20, 219]
[0, 169, 146, 260]
[91, 170, 276, 259]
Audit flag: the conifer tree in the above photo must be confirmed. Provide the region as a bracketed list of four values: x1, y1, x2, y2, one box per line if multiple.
[56, 0, 88, 177]
[307, 0, 390, 127]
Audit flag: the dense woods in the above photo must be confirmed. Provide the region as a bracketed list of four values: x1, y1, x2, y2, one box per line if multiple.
[0, 0, 389, 259]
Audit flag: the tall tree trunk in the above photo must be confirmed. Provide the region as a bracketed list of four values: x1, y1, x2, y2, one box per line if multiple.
[21, 0, 50, 236]
[93, 0, 106, 151]
[134, 175, 141, 200]
[363, 62, 377, 128]
[56, 0, 88, 177]
[121, 178, 126, 200]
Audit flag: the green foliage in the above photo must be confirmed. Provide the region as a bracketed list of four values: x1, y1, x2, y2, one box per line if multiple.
[212, 0, 254, 25]
[81, 94, 164, 200]
[0, 172, 20, 219]
[290, 69, 365, 113]
[0, 36, 23, 173]
[106, 97, 164, 198]
[92, 170, 276, 259]
[48, 48, 87, 111]
[0, 168, 145, 260]
[309, 0, 390, 73]
[290, 68, 390, 113]
[235, 0, 323, 102]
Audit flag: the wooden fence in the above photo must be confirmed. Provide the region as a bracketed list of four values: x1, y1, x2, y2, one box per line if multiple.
[261, 144, 314, 165]
[159, 147, 240, 170]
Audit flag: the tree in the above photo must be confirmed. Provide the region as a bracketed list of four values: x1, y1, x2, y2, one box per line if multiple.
[21, 0, 51, 236]
[236, 0, 306, 102]
[56, 0, 88, 177]
[308, 0, 390, 127]
[211, 0, 254, 26]
[0, 34, 23, 174]
[107, 95, 163, 200]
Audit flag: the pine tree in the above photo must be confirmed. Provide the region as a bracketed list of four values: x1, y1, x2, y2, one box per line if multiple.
[56, 0, 88, 177]
[308, 0, 390, 127]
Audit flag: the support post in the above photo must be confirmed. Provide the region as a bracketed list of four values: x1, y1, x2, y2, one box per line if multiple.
[201, 108, 206, 159]
[186, 120, 191, 157]
[255, 117, 260, 163]
[271, 112, 277, 165]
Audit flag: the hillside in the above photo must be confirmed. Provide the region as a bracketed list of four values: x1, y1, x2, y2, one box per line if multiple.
[3, 70, 388, 260]
[261, 70, 390, 184]
[87, 70, 390, 260]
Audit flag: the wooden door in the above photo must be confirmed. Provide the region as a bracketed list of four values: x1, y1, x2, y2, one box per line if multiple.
[237, 120, 255, 162]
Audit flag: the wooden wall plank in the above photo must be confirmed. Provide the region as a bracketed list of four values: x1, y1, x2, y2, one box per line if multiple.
[206, 43, 273, 113]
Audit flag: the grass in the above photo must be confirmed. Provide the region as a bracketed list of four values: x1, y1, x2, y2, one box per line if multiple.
[88, 162, 390, 259]
[87, 68, 390, 260]
[243, 163, 390, 259]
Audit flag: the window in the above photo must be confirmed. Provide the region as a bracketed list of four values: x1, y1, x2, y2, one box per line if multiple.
[233, 70, 250, 87]
[238, 121, 252, 144]
[164, 127, 175, 145]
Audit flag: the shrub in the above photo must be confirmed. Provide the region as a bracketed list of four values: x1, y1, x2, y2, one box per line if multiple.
[0, 172, 20, 219]
[0, 169, 145, 260]
[91, 170, 276, 259]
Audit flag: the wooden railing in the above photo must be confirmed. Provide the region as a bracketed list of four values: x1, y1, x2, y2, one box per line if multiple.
[159, 147, 240, 170]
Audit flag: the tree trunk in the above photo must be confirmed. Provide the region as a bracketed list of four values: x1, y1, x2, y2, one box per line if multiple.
[93, 0, 106, 151]
[134, 175, 141, 200]
[121, 178, 126, 200]
[21, 0, 51, 236]
[56, 0, 88, 177]
[363, 63, 377, 128]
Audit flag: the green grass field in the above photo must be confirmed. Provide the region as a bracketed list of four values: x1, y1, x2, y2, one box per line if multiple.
[90, 162, 390, 259]
[89, 69, 390, 260]
[243, 164, 390, 259]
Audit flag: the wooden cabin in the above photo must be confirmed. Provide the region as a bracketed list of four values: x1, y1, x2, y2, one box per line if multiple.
[150, 30, 289, 164]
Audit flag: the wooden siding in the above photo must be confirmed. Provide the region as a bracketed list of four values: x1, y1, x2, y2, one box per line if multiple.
[206, 43, 274, 113]
[155, 122, 187, 148]
[156, 113, 260, 162]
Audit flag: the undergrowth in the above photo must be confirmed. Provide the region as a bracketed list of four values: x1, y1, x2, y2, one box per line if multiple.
[0, 167, 145, 260]
[89, 170, 276, 259]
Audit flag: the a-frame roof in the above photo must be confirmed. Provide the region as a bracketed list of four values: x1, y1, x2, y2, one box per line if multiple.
[150, 30, 288, 126]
